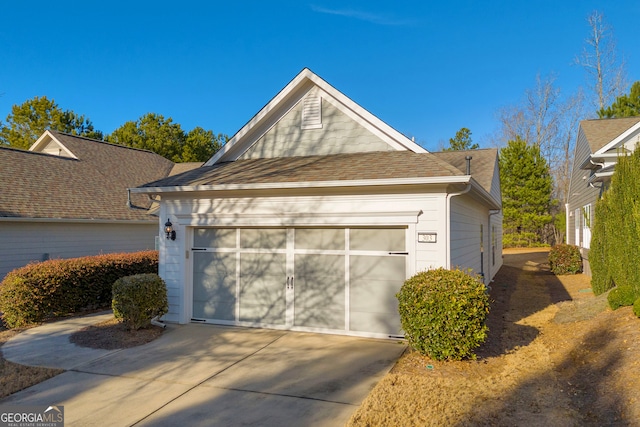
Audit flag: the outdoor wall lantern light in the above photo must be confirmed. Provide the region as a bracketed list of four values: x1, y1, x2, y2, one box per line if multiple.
[164, 219, 176, 240]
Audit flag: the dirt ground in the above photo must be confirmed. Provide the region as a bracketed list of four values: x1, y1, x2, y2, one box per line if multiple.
[349, 248, 640, 427]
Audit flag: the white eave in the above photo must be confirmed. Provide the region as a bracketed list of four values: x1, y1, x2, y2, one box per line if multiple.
[131, 176, 471, 194]
[594, 121, 640, 155]
[29, 130, 78, 159]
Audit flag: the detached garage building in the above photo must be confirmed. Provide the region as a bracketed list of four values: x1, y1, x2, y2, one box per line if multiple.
[133, 68, 502, 338]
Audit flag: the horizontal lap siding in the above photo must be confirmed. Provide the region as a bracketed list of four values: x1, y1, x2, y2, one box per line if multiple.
[0, 222, 157, 280]
[449, 196, 487, 279]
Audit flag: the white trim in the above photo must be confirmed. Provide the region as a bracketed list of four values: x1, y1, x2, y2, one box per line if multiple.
[131, 176, 471, 194]
[177, 211, 423, 227]
[29, 130, 78, 159]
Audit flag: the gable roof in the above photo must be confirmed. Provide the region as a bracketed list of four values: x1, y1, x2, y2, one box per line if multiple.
[205, 68, 426, 165]
[0, 130, 174, 221]
[580, 116, 640, 153]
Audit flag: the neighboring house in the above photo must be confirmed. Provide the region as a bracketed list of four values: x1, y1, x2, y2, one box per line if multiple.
[0, 130, 200, 279]
[132, 68, 503, 339]
[566, 116, 640, 275]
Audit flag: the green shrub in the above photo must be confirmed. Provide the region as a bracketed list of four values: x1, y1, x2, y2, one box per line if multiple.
[112, 274, 168, 330]
[633, 298, 640, 318]
[607, 286, 639, 310]
[397, 268, 490, 361]
[548, 244, 583, 275]
[0, 251, 158, 328]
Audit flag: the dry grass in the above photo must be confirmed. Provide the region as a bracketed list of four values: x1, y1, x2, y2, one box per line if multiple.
[0, 328, 64, 399]
[349, 249, 640, 426]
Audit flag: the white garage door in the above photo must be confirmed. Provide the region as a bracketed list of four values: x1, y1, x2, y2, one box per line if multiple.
[192, 227, 406, 337]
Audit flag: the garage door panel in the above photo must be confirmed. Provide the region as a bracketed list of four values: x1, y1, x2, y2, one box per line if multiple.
[239, 253, 286, 325]
[294, 254, 345, 329]
[194, 228, 236, 248]
[295, 228, 345, 250]
[193, 252, 236, 321]
[240, 228, 286, 249]
[350, 228, 405, 251]
[349, 256, 404, 335]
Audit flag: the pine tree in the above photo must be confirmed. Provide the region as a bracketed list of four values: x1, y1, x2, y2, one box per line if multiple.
[499, 137, 554, 247]
[598, 81, 640, 118]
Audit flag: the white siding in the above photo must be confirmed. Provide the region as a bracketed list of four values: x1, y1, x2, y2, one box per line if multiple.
[449, 195, 502, 282]
[0, 221, 157, 280]
[158, 190, 450, 324]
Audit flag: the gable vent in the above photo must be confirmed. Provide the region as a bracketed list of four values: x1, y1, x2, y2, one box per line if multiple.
[301, 95, 322, 130]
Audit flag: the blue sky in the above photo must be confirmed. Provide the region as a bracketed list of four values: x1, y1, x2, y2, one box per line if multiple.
[1, 1, 638, 151]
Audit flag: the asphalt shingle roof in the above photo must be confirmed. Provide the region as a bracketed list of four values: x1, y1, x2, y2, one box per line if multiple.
[432, 149, 498, 195]
[140, 150, 497, 195]
[0, 131, 174, 221]
[580, 116, 640, 153]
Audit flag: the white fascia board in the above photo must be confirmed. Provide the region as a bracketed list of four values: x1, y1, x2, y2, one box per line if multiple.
[130, 175, 471, 194]
[28, 130, 77, 159]
[467, 177, 502, 209]
[594, 121, 640, 155]
[306, 74, 427, 154]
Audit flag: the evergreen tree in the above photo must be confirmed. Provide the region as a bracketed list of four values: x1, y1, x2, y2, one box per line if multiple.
[499, 136, 554, 247]
[444, 127, 478, 151]
[182, 127, 227, 162]
[106, 113, 187, 162]
[598, 81, 640, 118]
[0, 96, 103, 149]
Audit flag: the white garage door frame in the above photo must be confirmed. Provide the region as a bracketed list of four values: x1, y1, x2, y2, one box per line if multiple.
[177, 211, 421, 339]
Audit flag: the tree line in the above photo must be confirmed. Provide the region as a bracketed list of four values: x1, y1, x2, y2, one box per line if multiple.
[0, 96, 227, 163]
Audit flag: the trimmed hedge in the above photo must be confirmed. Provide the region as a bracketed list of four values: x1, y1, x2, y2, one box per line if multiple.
[607, 286, 639, 310]
[548, 244, 582, 275]
[397, 268, 490, 361]
[590, 147, 640, 296]
[112, 274, 168, 330]
[0, 251, 158, 328]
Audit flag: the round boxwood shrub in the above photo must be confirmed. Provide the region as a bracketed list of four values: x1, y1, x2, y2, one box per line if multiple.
[548, 244, 582, 275]
[112, 274, 168, 330]
[397, 268, 490, 361]
[607, 286, 639, 310]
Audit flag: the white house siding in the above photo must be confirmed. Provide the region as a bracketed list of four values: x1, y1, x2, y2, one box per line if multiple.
[239, 88, 394, 160]
[449, 195, 500, 283]
[156, 189, 450, 325]
[567, 130, 601, 274]
[0, 221, 157, 280]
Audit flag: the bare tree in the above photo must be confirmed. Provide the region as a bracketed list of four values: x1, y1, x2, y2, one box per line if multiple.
[575, 10, 628, 111]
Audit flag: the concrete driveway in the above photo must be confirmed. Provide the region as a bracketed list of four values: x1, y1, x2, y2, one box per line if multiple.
[1, 314, 406, 426]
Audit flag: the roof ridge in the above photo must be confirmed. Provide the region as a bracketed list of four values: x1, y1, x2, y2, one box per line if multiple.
[48, 129, 170, 157]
